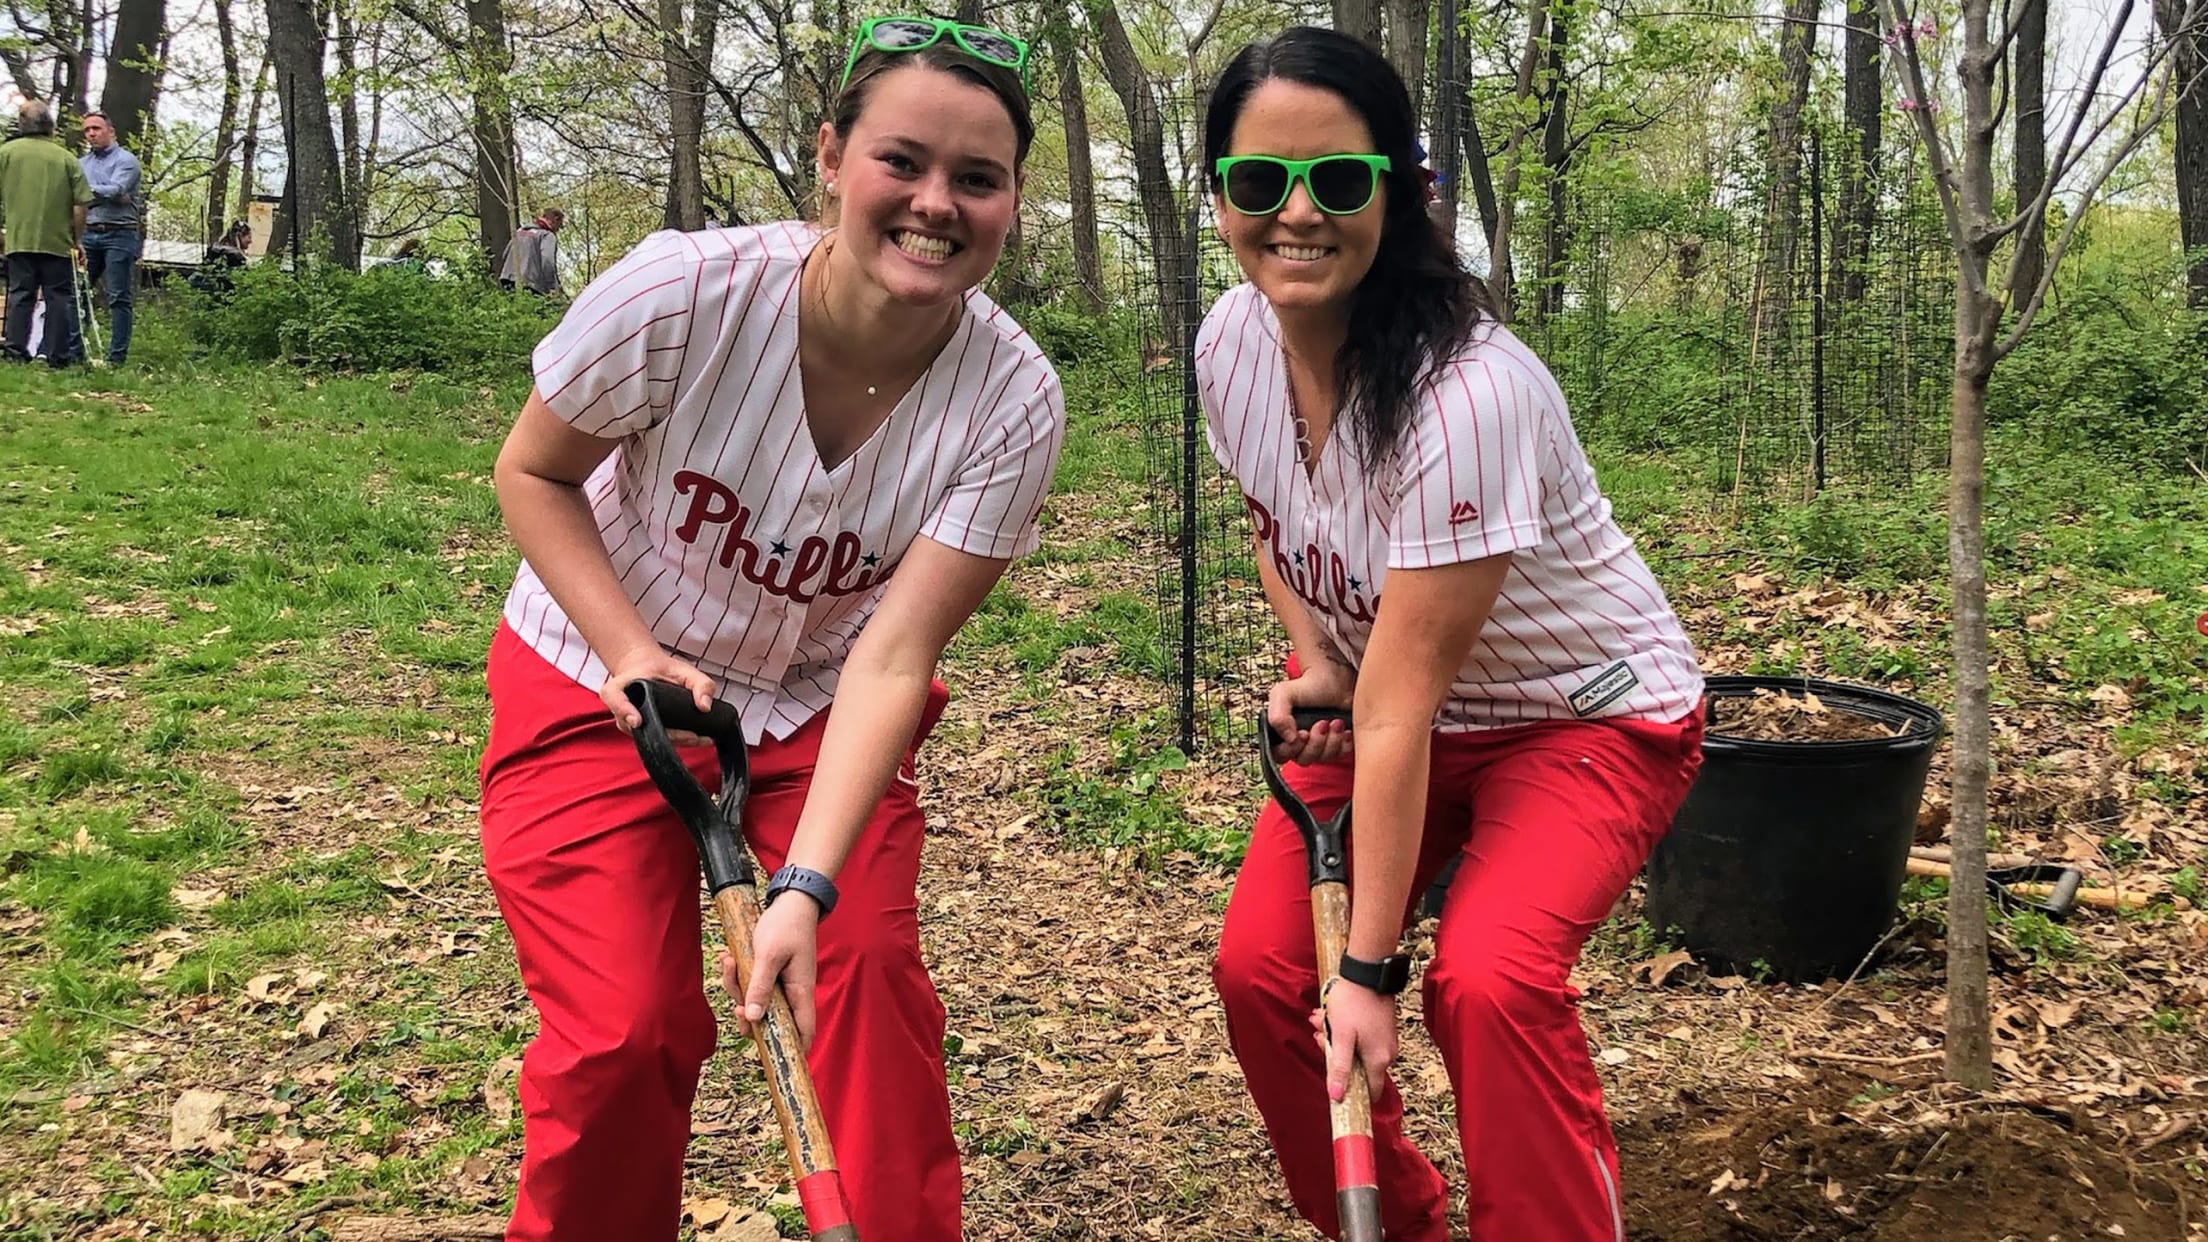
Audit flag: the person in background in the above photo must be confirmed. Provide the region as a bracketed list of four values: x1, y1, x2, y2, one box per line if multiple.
[0, 100, 90, 367]
[188, 219, 253, 297]
[498, 208, 564, 296]
[76, 110, 140, 366]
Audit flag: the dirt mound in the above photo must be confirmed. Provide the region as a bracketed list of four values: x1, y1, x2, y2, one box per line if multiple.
[1618, 1078, 2189, 1241]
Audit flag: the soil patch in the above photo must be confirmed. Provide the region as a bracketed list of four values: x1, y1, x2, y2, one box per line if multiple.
[1707, 688, 1912, 743]
[1618, 1075, 2190, 1241]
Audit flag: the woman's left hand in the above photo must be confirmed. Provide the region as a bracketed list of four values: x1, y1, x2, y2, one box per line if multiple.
[1309, 978, 1399, 1101]
[719, 895, 822, 1050]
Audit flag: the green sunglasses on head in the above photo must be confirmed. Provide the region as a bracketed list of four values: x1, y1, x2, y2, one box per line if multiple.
[840, 15, 1032, 92]
[1215, 154, 1393, 216]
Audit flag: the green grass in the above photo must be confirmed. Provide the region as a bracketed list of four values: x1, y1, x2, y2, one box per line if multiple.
[0, 320, 520, 1121]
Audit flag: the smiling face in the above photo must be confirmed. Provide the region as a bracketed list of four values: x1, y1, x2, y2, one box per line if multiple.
[1214, 80, 1386, 320]
[817, 63, 1023, 309]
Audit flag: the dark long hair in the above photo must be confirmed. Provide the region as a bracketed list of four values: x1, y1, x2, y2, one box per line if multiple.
[1204, 27, 1490, 464]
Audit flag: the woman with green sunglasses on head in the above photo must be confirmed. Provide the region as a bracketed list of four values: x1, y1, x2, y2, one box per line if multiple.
[480, 14, 1056, 1241]
[1198, 26, 1705, 1242]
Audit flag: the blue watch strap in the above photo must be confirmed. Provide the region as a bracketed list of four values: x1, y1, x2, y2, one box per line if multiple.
[764, 865, 839, 918]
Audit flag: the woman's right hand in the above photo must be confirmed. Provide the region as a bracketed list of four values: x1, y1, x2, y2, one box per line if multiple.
[1266, 658, 1357, 767]
[599, 645, 719, 745]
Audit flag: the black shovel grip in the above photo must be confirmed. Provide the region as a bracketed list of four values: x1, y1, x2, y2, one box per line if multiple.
[625, 679, 752, 894]
[1256, 708, 1354, 888]
[1987, 863, 2084, 921]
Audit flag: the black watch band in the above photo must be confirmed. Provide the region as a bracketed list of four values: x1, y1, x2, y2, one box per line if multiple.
[763, 865, 838, 918]
[1337, 951, 1412, 996]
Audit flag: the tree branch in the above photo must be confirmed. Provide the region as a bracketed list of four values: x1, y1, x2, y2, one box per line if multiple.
[1879, 0, 1981, 296]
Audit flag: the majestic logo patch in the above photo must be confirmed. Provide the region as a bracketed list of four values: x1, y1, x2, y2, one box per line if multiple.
[1568, 660, 1641, 717]
[1448, 500, 1480, 526]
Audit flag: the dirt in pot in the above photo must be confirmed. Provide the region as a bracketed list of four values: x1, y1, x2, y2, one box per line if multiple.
[1708, 688, 1911, 743]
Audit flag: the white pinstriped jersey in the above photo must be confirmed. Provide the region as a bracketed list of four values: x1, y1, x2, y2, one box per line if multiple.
[502, 223, 1065, 743]
[1196, 282, 1703, 729]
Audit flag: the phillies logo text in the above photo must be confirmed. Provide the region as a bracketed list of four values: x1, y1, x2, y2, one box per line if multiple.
[671, 470, 889, 603]
[1243, 495, 1375, 624]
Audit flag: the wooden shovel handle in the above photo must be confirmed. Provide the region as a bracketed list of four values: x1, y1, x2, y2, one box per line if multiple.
[712, 885, 859, 1242]
[1311, 881, 1383, 1242]
[1902, 856, 2158, 912]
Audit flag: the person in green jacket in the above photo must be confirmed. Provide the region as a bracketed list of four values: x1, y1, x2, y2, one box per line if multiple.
[0, 100, 91, 367]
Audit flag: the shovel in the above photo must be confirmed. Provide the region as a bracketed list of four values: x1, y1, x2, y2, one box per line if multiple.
[1257, 707, 1381, 1242]
[626, 680, 858, 1242]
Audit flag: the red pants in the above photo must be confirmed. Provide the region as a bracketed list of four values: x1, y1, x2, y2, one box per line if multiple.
[1213, 713, 1703, 1242]
[479, 623, 957, 1241]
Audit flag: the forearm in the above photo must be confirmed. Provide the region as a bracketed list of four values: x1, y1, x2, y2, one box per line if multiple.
[782, 645, 937, 879]
[1253, 536, 1355, 682]
[493, 466, 660, 666]
[1342, 708, 1432, 959]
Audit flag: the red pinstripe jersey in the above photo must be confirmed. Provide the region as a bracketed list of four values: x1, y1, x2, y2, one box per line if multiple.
[503, 223, 1065, 743]
[1196, 282, 1703, 728]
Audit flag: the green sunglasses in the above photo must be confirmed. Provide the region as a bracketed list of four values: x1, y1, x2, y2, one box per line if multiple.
[840, 15, 1032, 92]
[1214, 154, 1393, 216]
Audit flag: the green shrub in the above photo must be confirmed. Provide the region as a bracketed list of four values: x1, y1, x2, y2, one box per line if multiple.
[181, 257, 561, 375]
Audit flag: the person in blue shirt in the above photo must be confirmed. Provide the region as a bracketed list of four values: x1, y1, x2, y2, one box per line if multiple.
[76, 111, 140, 365]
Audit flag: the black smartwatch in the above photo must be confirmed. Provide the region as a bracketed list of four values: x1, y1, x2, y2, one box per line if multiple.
[763, 866, 839, 918]
[1337, 951, 1412, 996]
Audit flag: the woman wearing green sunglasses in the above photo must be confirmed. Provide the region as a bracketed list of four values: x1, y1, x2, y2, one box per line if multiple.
[481, 15, 1056, 1242]
[1199, 26, 1706, 1242]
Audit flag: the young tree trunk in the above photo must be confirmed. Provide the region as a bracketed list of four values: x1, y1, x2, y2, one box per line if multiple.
[206, 0, 242, 244]
[1837, 0, 1880, 302]
[1946, 280, 1998, 1091]
[1754, 0, 1819, 345]
[1334, 0, 1382, 50]
[235, 52, 270, 223]
[2013, 0, 2048, 311]
[1055, 16, 1103, 313]
[265, 0, 358, 267]
[1462, 107, 1500, 258]
[469, 0, 519, 266]
[2158, 0, 2208, 308]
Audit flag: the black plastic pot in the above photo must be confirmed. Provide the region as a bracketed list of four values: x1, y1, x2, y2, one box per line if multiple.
[1644, 675, 1945, 983]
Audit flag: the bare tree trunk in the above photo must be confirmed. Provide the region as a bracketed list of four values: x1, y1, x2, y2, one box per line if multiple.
[1837, 0, 1879, 302]
[1056, 15, 1103, 313]
[955, 0, 981, 21]
[1430, 0, 1463, 234]
[265, 0, 358, 267]
[1482, 0, 1551, 320]
[660, 0, 718, 230]
[2159, 0, 2208, 308]
[2013, 0, 2048, 310]
[1533, 3, 1569, 322]
[1384, 0, 1428, 119]
[469, 0, 519, 265]
[1087, 0, 1188, 349]
[1754, 0, 1819, 345]
[1462, 107, 1499, 255]
[207, 0, 242, 244]
[335, 0, 366, 260]
[103, 0, 165, 144]
[1334, 0, 1382, 50]
[235, 52, 270, 223]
